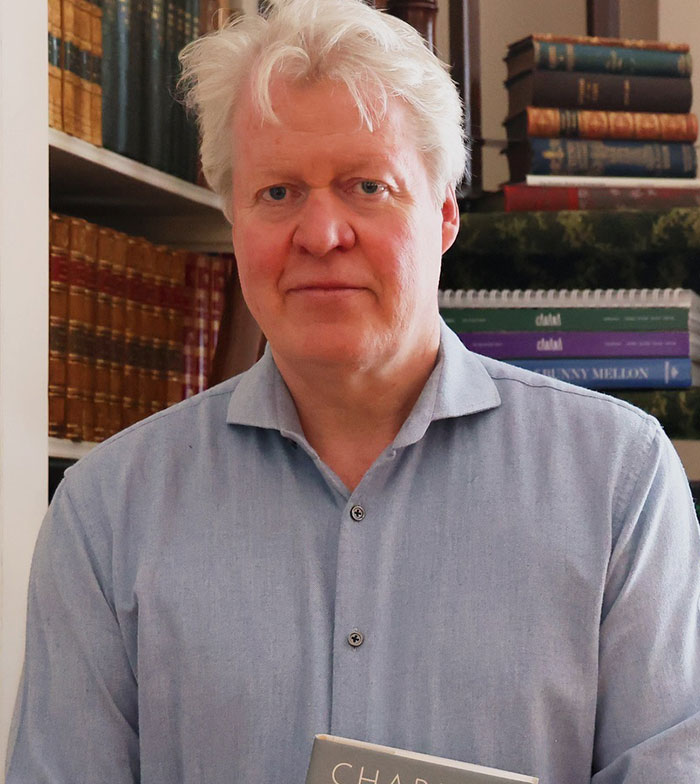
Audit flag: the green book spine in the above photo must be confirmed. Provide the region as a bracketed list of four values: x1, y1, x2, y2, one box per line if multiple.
[101, 0, 134, 155]
[144, 0, 166, 170]
[440, 306, 692, 333]
[533, 41, 692, 78]
[183, 0, 198, 182]
[127, 0, 145, 162]
[164, 0, 182, 177]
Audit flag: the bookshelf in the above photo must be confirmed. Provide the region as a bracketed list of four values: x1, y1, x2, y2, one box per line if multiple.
[0, 1, 237, 771]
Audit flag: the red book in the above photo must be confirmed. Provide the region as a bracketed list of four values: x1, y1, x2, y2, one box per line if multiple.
[207, 255, 228, 384]
[502, 182, 700, 211]
[49, 213, 70, 438]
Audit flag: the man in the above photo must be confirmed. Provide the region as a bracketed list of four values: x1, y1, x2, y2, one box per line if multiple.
[7, 0, 700, 781]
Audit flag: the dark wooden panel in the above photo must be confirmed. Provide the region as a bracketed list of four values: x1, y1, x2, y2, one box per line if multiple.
[450, 0, 481, 196]
[587, 0, 620, 37]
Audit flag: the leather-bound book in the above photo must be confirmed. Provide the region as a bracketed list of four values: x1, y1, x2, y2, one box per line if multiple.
[49, 213, 71, 438]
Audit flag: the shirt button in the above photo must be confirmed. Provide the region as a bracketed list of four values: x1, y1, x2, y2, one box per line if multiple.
[350, 505, 365, 522]
[347, 630, 364, 647]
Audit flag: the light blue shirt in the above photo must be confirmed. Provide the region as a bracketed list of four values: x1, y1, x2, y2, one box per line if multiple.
[7, 322, 700, 783]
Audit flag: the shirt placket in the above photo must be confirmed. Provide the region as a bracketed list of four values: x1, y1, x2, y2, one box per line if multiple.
[329, 451, 397, 739]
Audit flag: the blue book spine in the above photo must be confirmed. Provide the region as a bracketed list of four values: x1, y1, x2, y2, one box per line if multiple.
[510, 357, 693, 389]
[534, 41, 692, 78]
[530, 138, 697, 177]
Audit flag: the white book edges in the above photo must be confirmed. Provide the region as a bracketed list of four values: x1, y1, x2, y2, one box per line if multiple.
[438, 288, 700, 310]
[525, 174, 700, 189]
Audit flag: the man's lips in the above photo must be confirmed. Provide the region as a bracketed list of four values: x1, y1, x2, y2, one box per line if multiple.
[287, 283, 366, 292]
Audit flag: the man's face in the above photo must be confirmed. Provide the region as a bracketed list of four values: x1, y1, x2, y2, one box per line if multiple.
[230, 78, 459, 373]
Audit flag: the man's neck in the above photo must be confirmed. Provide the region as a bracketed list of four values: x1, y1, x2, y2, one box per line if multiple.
[272, 334, 440, 492]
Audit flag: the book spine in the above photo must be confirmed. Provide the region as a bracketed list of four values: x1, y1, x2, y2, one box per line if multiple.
[529, 138, 697, 177]
[183, 0, 200, 182]
[123, 237, 142, 428]
[528, 33, 689, 53]
[194, 254, 211, 392]
[102, 0, 134, 155]
[49, 0, 64, 130]
[182, 252, 198, 397]
[502, 183, 700, 211]
[525, 107, 699, 142]
[530, 71, 693, 114]
[75, 0, 93, 143]
[208, 255, 227, 379]
[129, 0, 145, 162]
[94, 226, 114, 442]
[167, 250, 187, 407]
[81, 221, 99, 442]
[532, 40, 692, 78]
[89, 1, 103, 147]
[140, 239, 160, 417]
[49, 214, 71, 438]
[66, 217, 88, 440]
[441, 306, 691, 332]
[144, 0, 166, 170]
[101, 0, 118, 150]
[152, 246, 171, 413]
[171, 0, 186, 178]
[458, 330, 690, 359]
[109, 231, 128, 437]
[510, 357, 693, 388]
[61, 0, 81, 137]
[162, 0, 177, 176]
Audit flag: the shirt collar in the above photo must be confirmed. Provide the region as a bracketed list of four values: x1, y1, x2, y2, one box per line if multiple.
[226, 319, 501, 447]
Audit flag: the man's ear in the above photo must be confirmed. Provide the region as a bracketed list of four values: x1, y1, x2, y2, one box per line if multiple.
[441, 186, 460, 254]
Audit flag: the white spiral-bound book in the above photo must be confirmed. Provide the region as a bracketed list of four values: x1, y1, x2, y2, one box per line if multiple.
[438, 288, 700, 311]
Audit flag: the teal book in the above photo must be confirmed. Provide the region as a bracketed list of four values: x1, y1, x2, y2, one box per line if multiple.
[441, 306, 695, 333]
[161, 0, 177, 175]
[506, 40, 692, 80]
[305, 735, 538, 784]
[102, 0, 142, 160]
[506, 138, 697, 181]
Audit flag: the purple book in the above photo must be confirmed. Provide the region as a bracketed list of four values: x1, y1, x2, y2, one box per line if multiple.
[458, 330, 690, 359]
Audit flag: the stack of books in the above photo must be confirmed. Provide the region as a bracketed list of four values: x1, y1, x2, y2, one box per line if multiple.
[439, 288, 700, 390]
[501, 33, 699, 212]
[48, 0, 210, 182]
[49, 212, 234, 443]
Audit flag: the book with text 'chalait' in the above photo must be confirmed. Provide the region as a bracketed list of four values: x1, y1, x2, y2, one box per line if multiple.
[304, 735, 538, 784]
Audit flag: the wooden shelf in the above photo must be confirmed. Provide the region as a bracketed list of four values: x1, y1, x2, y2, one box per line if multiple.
[48, 437, 98, 461]
[49, 129, 233, 251]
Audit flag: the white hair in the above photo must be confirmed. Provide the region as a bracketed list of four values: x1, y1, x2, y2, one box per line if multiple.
[179, 0, 467, 223]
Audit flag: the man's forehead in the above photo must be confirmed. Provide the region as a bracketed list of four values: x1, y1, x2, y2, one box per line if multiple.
[232, 75, 395, 134]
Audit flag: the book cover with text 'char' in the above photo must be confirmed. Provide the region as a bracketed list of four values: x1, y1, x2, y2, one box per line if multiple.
[305, 735, 538, 784]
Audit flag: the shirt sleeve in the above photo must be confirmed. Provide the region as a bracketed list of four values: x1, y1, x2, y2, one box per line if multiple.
[592, 422, 700, 782]
[5, 477, 139, 784]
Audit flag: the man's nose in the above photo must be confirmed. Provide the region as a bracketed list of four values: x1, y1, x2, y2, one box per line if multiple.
[291, 190, 356, 257]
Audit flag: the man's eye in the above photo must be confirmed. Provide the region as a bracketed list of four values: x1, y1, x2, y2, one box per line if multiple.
[355, 180, 385, 195]
[264, 185, 287, 201]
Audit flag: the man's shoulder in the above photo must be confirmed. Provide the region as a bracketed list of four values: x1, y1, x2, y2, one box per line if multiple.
[64, 375, 242, 486]
[473, 351, 659, 436]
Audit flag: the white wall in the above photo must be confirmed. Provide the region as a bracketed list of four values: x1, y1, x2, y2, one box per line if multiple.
[0, 0, 49, 777]
[620, 0, 658, 41]
[479, 0, 587, 190]
[659, 0, 700, 122]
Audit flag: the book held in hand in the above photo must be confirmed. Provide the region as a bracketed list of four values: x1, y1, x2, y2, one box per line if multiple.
[305, 735, 538, 784]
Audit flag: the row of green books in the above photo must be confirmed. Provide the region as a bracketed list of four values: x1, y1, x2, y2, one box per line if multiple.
[440, 288, 700, 390]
